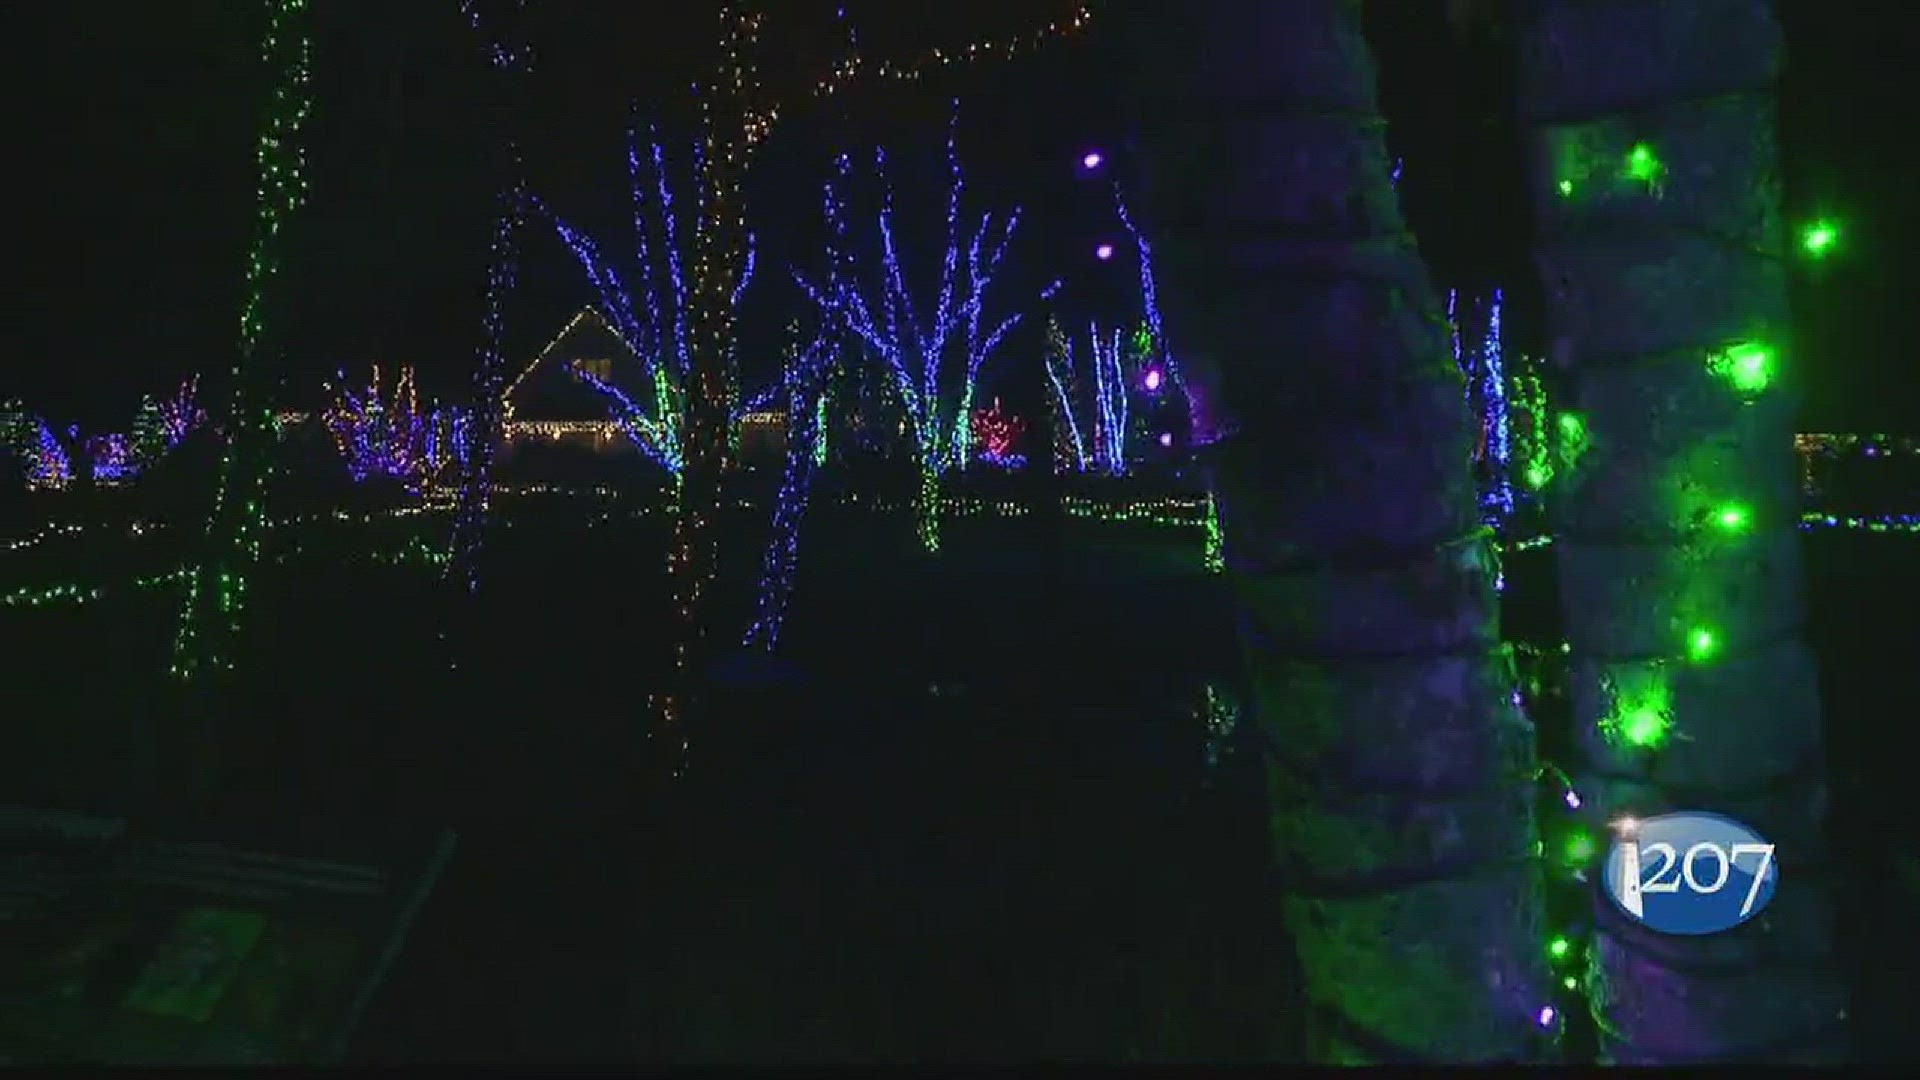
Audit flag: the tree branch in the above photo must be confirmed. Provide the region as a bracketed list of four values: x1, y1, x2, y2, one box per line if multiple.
[812, 3, 1097, 101]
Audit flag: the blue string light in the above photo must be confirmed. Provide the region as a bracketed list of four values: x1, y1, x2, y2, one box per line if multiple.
[1113, 181, 1180, 391]
[1482, 290, 1513, 521]
[1091, 324, 1129, 474]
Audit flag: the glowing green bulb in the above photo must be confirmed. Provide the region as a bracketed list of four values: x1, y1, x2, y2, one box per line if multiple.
[1563, 975, 1579, 990]
[1709, 342, 1774, 393]
[1619, 706, 1671, 748]
[1565, 833, 1597, 863]
[1524, 462, 1551, 489]
[1625, 143, 1663, 182]
[1686, 627, 1718, 662]
[1712, 503, 1752, 533]
[1557, 178, 1574, 197]
[1555, 412, 1592, 469]
[1548, 936, 1572, 960]
[1801, 220, 1838, 258]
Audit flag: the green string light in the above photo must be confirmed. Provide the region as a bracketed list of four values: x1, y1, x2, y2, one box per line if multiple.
[1800, 219, 1838, 258]
[1563, 831, 1596, 865]
[1555, 412, 1590, 471]
[1685, 627, 1718, 663]
[1201, 490, 1225, 574]
[1710, 502, 1752, 534]
[1601, 673, 1675, 750]
[1708, 341, 1774, 394]
[1624, 142, 1663, 184]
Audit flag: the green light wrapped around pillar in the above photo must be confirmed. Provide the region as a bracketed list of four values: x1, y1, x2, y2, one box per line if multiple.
[1516, 0, 1847, 1062]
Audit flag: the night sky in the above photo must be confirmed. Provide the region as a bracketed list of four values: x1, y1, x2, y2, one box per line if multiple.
[9, 1, 1914, 432]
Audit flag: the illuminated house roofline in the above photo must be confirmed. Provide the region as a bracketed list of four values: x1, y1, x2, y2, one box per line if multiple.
[503, 419, 623, 439]
[501, 306, 646, 420]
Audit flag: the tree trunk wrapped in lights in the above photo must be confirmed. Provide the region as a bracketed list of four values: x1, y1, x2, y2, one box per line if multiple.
[1513, 0, 1846, 1062]
[170, 0, 312, 684]
[743, 331, 838, 651]
[452, 0, 532, 594]
[1131, 0, 1551, 1061]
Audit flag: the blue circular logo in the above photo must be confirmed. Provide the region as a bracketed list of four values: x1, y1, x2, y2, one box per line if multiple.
[1601, 811, 1779, 935]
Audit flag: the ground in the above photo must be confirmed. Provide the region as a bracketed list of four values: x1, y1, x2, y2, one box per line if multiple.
[3, 490, 1914, 1062]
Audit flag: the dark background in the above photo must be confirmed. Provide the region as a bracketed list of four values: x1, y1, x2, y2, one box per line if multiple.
[7, 1, 1915, 430]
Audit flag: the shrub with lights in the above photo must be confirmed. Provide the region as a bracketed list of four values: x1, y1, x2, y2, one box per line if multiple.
[2, 378, 206, 493]
[2, 406, 74, 492]
[322, 365, 465, 494]
[970, 397, 1026, 470]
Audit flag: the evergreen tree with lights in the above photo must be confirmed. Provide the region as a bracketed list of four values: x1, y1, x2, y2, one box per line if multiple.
[1510, 0, 1845, 1062]
[1130, 0, 1552, 1061]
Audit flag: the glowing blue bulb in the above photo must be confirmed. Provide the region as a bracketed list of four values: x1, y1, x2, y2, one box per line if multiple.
[1157, 432, 1173, 448]
[1143, 368, 1163, 391]
[1095, 243, 1114, 260]
[1536, 1006, 1557, 1028]
[1081, 150, 1103, 170]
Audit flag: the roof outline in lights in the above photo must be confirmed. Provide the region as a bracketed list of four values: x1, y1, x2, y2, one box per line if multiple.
[501, 306, 646, 410]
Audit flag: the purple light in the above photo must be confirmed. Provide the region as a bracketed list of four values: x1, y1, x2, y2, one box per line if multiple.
[1081, 150, 1103, 170]
[1095, 243, 1114, 260]
[1143, 367, 1163, 392]
[1564, 790, 1582, 810]
[1157, 432, 1173, 448]
[1536, 1006, 1557, 1028]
